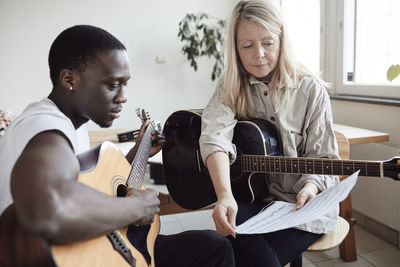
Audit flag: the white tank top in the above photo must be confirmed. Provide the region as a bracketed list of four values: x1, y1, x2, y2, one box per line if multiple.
[0, 98, 88, 214]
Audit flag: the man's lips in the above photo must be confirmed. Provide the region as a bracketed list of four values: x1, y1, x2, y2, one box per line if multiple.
[110, 108, 122, 118]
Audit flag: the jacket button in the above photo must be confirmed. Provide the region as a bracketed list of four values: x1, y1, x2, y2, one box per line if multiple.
[270, 117, 276, 122]
[264, 91, 268, 96]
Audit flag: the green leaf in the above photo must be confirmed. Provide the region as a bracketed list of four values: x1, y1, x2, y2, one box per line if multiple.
[387, 64, 400, 82]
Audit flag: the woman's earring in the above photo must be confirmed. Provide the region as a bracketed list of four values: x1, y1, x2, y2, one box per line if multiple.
[69, 86, 73, 91]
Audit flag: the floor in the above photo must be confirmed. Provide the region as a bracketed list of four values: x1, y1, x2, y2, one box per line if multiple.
[158, 209, 400, 267]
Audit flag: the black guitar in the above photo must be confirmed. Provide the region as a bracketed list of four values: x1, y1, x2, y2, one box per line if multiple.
[161, 110, 400, 210]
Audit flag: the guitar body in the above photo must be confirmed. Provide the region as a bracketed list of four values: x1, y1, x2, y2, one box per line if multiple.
[52, 142, 159, 267]
[162, 110, 282, 210]
[0, 205, 55, 267]
[162, 110, 216, 210]
[0, 142, 159, 267]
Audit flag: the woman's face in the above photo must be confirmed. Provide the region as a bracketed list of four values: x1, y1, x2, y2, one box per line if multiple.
[236, 18, 280, 79]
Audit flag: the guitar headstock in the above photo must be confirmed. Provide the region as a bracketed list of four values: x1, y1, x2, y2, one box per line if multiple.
[135, 108, 149, 123]
[383, 156, 400, 181]
[135, 108, 162, 132]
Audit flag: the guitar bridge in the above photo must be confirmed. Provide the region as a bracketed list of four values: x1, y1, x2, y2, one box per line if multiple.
[107, 230, 136, 266]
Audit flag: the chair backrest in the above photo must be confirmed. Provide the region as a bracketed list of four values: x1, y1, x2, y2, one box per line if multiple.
[334, 130, 350, 160]
[335, 130, 350, 182]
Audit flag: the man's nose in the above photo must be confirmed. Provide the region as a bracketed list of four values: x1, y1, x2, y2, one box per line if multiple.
[115, 87, 127, 103]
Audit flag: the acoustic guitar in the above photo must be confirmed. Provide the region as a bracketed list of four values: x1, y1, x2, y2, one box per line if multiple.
[161, 110, 400, 210]
[0, 108, 160, 267]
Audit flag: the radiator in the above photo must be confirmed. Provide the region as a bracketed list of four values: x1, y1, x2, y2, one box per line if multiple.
[349, 143, 400, 232]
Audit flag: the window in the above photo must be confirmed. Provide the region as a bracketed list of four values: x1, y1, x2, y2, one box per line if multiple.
[346, 0, 400, 85]
[274, 0, 399, 99]
[330, 0, 400, 98]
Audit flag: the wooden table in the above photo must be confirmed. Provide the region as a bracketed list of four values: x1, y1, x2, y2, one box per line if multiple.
[333, 123, 390, 145]
[332, 123, 389, 262]
[88, 128, 124, 147]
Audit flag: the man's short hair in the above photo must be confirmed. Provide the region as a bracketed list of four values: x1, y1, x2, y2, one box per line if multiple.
[48, 25, 126, 86]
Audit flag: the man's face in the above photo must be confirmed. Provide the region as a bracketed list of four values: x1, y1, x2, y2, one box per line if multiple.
[74, 49, 131, 128]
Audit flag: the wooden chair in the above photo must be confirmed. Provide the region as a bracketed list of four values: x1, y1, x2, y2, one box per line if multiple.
[290, 130, 355, 266]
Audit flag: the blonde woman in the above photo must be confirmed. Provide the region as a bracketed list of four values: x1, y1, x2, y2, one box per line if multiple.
[199, 0, 340, 266]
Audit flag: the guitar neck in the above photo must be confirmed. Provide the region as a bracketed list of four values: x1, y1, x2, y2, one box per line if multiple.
[127, 125, 153, 189]
[239, 154, 383, 178]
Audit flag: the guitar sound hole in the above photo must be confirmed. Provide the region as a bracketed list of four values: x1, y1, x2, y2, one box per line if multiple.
[117, 185, 128, 197]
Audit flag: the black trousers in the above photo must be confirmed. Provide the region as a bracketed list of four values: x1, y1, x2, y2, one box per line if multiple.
[229, 202, 323, 267]
[229, 228, 321, 267]
[155, 230, 235, 267]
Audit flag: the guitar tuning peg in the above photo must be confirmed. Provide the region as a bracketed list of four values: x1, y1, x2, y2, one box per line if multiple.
[135, 107, 141, 118]
[141, 109, 147, 121]
[157, 122, 162, 132]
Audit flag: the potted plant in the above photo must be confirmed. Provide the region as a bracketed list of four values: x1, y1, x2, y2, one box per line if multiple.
[178, 13, 226, 81]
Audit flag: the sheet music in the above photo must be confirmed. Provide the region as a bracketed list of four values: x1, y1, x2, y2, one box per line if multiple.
[235, 171, 359, 234]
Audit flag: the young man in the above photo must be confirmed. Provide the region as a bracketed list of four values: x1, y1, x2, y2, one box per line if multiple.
[0, 25, 234, 267]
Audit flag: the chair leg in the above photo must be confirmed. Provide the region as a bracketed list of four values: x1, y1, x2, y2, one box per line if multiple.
[339, 195, 357, 261]
[290, 254, 302, 267]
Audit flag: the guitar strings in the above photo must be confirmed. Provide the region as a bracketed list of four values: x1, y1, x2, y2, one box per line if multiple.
[128, 124, 154, 189]
[235, 155, 387, 176]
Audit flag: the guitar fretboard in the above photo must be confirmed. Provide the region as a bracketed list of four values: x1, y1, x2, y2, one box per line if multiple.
[127, 125, 153, 190]
[239, 154, 383, 177]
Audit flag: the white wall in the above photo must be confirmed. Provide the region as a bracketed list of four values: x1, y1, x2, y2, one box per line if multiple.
[1, 0, 399, 149]
[0, 0, 234, 131]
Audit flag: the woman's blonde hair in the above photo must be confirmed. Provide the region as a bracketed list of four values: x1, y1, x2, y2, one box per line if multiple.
[224, 0, 316, 119]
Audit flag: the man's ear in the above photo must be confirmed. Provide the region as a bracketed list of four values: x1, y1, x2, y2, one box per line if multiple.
[59, 69, 78, 90]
